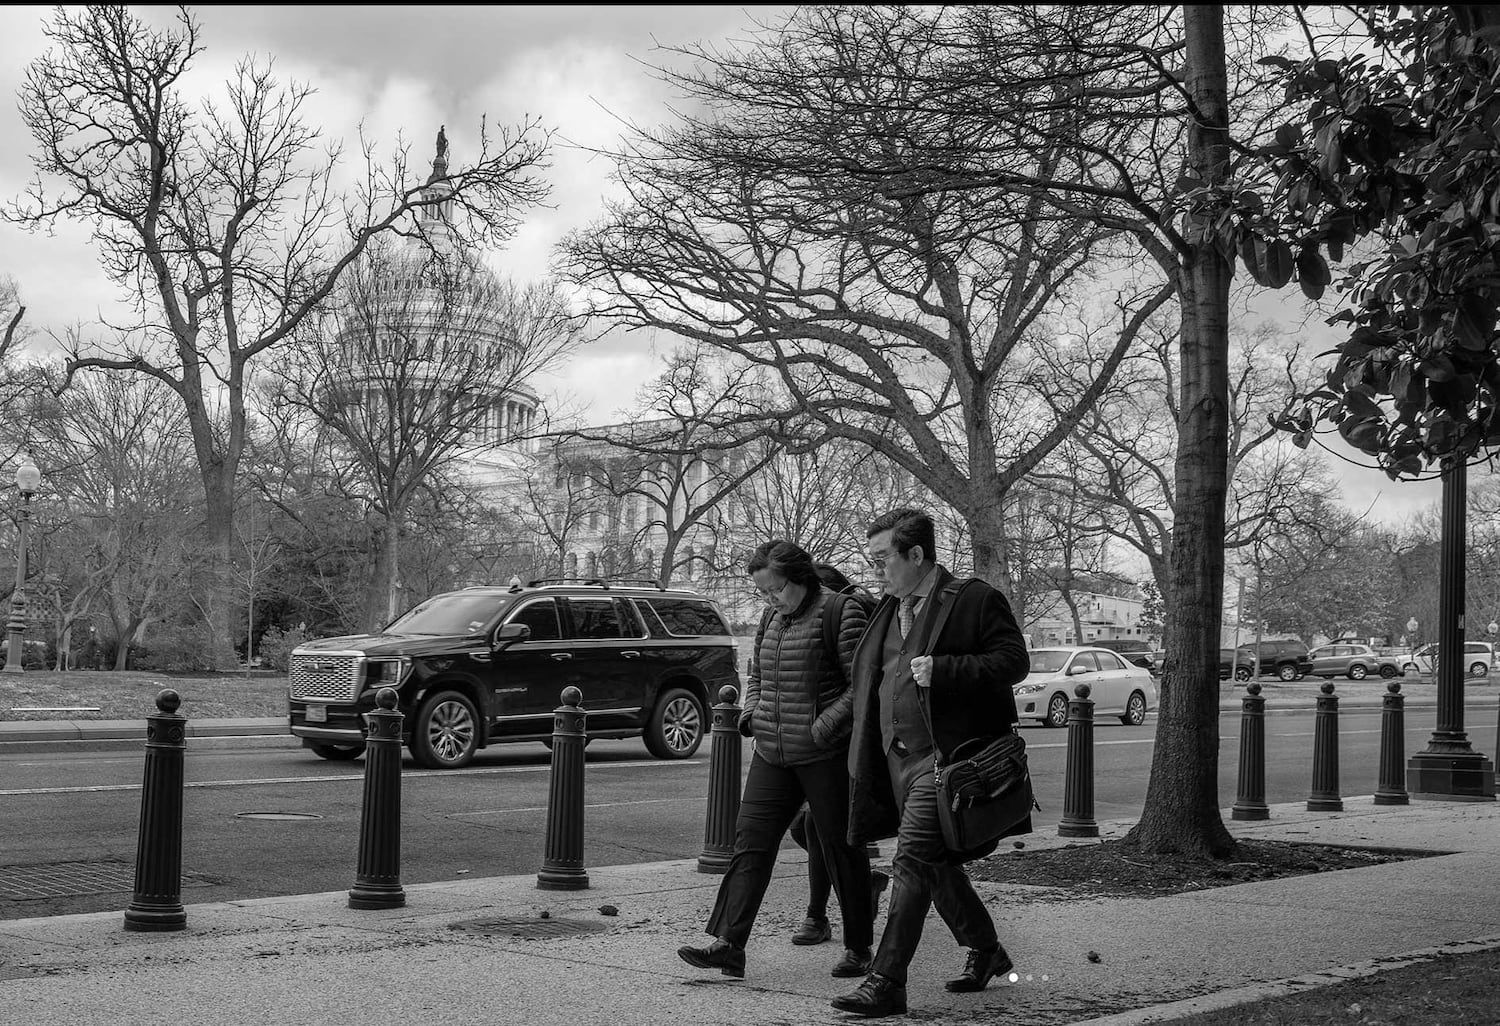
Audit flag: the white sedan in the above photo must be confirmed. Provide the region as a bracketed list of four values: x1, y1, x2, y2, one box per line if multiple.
[1013, 646, 1158, 728]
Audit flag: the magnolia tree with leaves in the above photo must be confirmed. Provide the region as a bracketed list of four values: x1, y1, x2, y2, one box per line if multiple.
[6, 6, 553, 664]
[1214, 6, 1500, 471]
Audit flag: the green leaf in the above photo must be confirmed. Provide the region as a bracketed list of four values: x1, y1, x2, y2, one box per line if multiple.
[1265, 239, 1295, 288]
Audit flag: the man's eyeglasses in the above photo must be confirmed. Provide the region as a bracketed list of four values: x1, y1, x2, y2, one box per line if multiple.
[754, 579, 793, 600]
[867, 552, 896, 571]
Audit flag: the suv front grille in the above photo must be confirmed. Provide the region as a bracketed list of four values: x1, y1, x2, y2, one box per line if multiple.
[289, 652, 363, 702]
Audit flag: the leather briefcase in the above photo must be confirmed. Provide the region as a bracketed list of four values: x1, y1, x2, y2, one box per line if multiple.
[934, 733, 1039, 859]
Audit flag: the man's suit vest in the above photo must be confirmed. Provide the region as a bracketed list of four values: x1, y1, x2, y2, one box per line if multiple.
[879, 603, 932, 757]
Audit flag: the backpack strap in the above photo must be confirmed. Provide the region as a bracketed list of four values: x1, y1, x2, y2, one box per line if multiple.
[821, 591, 849, 672]
[751, 604, 775, 678]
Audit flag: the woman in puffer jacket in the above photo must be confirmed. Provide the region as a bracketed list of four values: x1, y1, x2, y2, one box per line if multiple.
[677, 540, 875, 982]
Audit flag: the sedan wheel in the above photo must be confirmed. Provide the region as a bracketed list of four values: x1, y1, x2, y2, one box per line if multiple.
[1234, 667, 1252, 682]
[1379, 664, 1398, 679]
[1045, 692, 1069, 728]
[1119, 690, 1148, 726]
[411, 690, 479, 769]
[1471, 662, 1489, 678]
[1348, 664, 1368, 680]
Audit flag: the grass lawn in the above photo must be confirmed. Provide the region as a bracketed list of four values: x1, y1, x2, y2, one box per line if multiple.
[0, 669, 288, 720]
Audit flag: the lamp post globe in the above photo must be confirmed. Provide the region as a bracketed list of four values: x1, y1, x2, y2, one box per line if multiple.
[4, 455, 41, 675]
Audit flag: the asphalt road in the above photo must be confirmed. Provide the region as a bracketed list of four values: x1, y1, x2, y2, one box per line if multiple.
[2, 702, 1497, 920]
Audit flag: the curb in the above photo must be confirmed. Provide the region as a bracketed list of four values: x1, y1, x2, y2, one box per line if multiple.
[0, 717, 288, 743]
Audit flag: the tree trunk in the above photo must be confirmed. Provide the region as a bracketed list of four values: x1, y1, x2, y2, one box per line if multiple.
[363, 516, 400, 633]
[1126, 4, 1236, 858]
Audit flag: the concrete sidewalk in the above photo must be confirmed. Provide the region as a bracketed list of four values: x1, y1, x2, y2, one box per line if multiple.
[2, 796, 1498, 1026]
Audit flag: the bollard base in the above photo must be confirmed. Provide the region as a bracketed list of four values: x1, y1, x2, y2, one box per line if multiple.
[348, 884, 406, 910]
[1231, 805, 1270, 821]
[1372, 791, 1410, 806]
[1305, 798, 1344, 812]
[1056, 822, 1099, 839]
[123, 904, 186, 932]
[537, 868, 590, 891]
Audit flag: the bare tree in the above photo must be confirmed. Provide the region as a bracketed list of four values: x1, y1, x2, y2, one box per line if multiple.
[1034, 318, 1327, 602]
[559, 6, 1174, 602]
[7, 6, 552, 664]
[28, 369, 203, 669]
[273, 239, 582, 630]
[554, 347, 784, 586]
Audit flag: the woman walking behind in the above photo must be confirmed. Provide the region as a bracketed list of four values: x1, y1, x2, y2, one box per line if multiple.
[678, 540, 876, 980]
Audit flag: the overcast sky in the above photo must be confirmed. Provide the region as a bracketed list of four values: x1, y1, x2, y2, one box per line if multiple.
[0, 4, 1448, 525]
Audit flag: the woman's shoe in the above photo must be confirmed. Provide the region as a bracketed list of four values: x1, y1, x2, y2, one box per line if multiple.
[791, 915, 832, 945]
[677, 937, 746, 978]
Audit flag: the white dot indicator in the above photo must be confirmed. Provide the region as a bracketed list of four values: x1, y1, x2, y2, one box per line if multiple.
[1008, 972, 1021, 983]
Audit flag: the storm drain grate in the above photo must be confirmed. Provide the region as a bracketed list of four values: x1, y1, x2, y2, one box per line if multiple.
[0, 860, 211, 900]
[448, 916, 609, 939]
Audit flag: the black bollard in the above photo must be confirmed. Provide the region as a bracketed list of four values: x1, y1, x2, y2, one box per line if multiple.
[349, 686, 406, 909]
[538, 686, 589, 890]
[124, 689, 187, 932]
[1232, 682, 1270, 821]
[1374, 681, 1409, 805]
[1307, 681, 1343, 812]
[1058, 682, 1098, 838]
[698, 685, 742, 873]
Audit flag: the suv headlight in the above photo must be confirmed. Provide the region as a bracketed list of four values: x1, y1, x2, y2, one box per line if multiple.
[364, 656, 411, 690]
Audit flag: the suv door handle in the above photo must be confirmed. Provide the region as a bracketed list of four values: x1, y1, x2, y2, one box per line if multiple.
[621, 651, 640, 659]
[550, 653, 573, 662]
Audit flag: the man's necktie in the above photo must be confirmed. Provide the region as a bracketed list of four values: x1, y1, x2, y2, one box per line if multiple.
[899, 595, 917, 640]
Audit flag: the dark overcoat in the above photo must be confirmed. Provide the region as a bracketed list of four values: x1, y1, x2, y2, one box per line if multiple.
[846, 567, 1030, 848]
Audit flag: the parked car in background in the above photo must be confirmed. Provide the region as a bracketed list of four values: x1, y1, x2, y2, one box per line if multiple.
[1306, 642, 1404, 680]
[1232, 639, 1313, 681]
[1014, 646, 1157, 727]
[287, 579, 741, 768]
[1092, 638, 1157, 671]
[1403, 642, 1498, 679]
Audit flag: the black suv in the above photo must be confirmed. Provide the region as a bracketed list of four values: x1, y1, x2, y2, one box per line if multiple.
[286, 579, 741, 768]
[1232, 639, 1313, 682]
[1093, 638, 1156, 671]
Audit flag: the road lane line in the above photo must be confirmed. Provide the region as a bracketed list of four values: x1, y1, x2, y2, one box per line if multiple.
[456, 797, 698, 817]
[0, 758, 705, 796]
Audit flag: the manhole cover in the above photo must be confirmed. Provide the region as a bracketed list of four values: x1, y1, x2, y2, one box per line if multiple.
[449, 916, 609, 939]
[235, 812, 324, 820]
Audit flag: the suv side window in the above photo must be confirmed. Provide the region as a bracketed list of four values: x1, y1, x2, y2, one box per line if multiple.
[509, 599, 562, 642]
[643, 598, 730, 637]
[566, 597, 632, 639]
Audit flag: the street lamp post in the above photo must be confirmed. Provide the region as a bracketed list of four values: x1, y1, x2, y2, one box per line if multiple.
[4, 455, 41, 674]
[1406, 456, 1495, 799]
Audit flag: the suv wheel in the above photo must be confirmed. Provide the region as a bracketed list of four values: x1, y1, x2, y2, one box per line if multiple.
[1120, 690, 1147, 726]
[1278, 663, 1298, 682]
[309, 742, 365, 761]
[1347, 664, 1368, 680]
[1045, 692, 1069, 728]
[411, 690, 479, 769]
[644, 687, 705, 759]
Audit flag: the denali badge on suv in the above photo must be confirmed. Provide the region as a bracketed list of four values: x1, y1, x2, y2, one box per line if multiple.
[287, 579, 742, 769]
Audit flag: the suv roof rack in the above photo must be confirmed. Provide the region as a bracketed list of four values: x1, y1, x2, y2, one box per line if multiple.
[525, 577, 669, 591]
